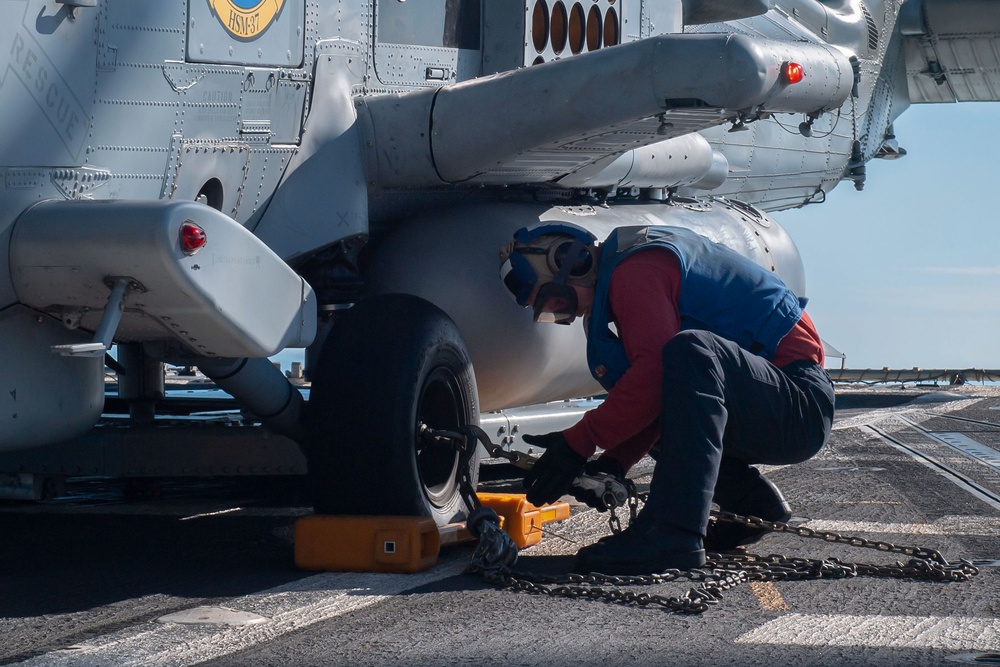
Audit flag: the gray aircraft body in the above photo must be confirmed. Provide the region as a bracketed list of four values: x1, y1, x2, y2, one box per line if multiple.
[1, 0, 996, 524]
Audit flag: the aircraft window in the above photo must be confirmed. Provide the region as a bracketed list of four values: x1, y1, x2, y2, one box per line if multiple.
[586, 5, 602, 51]
[568, 3, 585, 55]
[550, 1, 567, 54]
[603, 7, 619, 47]
[377, 0, 481, 50]
[532, 1, 549, 53]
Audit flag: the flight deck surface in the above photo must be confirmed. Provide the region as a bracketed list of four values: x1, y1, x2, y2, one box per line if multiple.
[1, 386, 999, 667]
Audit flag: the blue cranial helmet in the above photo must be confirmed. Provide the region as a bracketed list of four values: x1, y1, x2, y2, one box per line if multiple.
[498, 223, 598, 324]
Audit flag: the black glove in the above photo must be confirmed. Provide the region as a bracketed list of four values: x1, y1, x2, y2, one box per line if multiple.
[522, 432, 586, 506]
[572, 457, 626, 512]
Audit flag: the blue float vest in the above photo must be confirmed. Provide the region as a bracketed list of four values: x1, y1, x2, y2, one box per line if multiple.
[586, 226, 805, 390]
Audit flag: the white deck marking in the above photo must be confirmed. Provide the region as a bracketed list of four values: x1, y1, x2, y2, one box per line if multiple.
[736, 614, 1000, 651]
[155, 606, 268, 626]
[12, 554, 467, 667]
[802, 515, 1000, 537]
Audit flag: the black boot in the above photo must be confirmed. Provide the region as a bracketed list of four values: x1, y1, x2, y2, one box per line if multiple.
[575, 514, 705, 574]
[705, 460, 791, 552]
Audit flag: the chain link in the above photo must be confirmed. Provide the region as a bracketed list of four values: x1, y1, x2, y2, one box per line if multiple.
[710, 510, 979, 582]
[471, 493, 979, 614]
[473, 562, 750, 614]
[607, 508, 623, 535]
[605, 479, 639, 535]
[435, 426, 980, 613]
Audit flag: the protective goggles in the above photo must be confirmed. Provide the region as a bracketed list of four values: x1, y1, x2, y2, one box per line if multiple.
[532, 282, 580, 325]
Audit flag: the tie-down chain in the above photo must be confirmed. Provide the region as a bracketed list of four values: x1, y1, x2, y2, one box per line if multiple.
[423, 425, 980, 614]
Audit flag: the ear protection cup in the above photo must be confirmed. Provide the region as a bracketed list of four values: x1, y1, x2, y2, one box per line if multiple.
[547, 238, 596, 282]
[500, 223, 599, 309]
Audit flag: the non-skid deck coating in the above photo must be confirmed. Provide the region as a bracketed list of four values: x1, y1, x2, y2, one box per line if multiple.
[1, 386, 999, 667]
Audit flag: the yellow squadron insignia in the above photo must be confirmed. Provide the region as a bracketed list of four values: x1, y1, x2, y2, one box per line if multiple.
[208, 0, 286, 41]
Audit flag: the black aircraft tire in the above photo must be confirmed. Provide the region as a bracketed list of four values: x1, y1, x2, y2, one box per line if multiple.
[306, 294, 480, 526]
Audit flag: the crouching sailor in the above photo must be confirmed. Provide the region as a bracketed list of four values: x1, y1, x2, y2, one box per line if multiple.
[498, 223, 835, 574]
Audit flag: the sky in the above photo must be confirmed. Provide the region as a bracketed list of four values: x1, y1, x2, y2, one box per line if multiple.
[774, 102, 1000, 371]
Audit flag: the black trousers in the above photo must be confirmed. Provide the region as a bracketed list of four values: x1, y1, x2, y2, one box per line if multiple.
[644, 330, 835, 536]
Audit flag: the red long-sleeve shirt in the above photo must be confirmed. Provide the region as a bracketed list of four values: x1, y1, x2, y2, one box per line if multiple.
[563, 249, 824, 469]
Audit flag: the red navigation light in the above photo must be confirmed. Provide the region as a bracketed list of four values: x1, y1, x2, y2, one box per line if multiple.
[180, 221, 207, 255]
[783, 62, 804, 84]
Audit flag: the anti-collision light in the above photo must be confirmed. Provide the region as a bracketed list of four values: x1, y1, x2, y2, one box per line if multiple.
[783, 62, 805, 84]
[180, 221, 207, 255]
